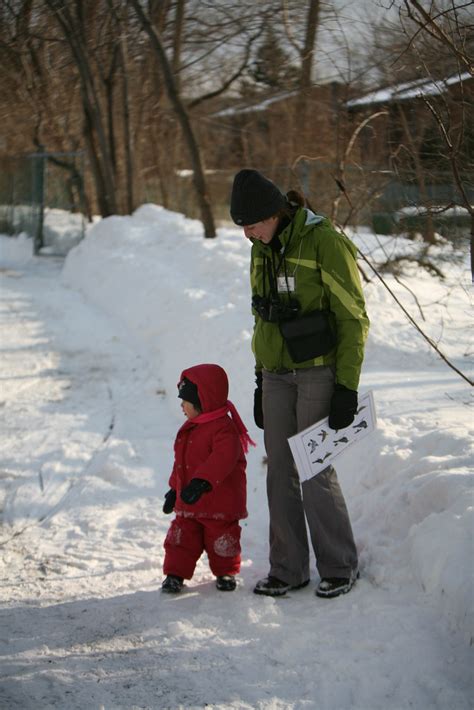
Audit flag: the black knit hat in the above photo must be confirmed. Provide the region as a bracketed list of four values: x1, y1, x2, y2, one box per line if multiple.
[230, 169, 286, 226]
[177, 377, 201, 410]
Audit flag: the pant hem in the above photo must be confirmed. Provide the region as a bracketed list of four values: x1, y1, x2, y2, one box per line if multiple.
[317, 565, 358, 579]
[270, 567, 310, 587]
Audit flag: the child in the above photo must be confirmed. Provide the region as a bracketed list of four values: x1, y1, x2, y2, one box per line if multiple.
[161, 363, 255, 593]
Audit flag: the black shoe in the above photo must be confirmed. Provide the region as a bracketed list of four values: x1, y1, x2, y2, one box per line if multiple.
[316, 570, 359, 599]
[161, 575, 184, 594]
[253, 575, 310, 597]
[216, 575, 237, 592]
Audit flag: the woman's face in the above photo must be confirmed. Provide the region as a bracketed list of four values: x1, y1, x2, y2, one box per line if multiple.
[243, 216, 279, 244]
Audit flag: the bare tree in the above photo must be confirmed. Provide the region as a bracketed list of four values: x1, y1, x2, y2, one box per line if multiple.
[395, 0, 474, 275]
[0, 0, 82, 154]
[404, 0, 474, 76]
[105, 0, 135, 214]
[43, 0, 118, 216]
[128, 0, 216, 237]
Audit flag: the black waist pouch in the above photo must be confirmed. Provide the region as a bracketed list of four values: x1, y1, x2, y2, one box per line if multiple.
[279, 310, 336, 363]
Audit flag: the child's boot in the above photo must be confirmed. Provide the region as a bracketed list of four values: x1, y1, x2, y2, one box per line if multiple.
[162, 575, 184, 593]
[216, 575, 237, 591]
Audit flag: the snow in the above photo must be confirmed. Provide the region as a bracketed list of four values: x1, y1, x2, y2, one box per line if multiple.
[346, 71, 472, 108]
[0, 206, 472, 710]
[395, 205, 472, 220]
[212, 91, 297, 118]
[41, 208, 88, 255]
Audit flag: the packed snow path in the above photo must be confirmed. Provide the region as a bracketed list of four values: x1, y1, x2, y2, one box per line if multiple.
[0, 236, 472, 710]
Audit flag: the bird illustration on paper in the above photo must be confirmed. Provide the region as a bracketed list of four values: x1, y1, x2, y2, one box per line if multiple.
[313, 452, 331, 464]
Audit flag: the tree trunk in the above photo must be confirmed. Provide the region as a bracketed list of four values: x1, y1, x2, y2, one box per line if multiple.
[83, 103, 111, 217]
[470, 215, 474, 282]
[106, 0, 135, 215]
[297, 0, 320, 145]
[398, 106, 435, 243]
[300, 0, 320, 93]
[129, 0, 216, 238]
[172, 0, 186, 93]
[105, 44, 119, 174]
[45, 0, 118, 216]
[119, 32, 134, 214]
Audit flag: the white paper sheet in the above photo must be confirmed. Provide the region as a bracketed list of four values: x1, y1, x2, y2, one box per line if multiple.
[288, 390, 376, 481]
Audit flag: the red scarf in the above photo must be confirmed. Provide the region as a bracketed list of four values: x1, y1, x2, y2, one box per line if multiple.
[183, 400, 256, 454]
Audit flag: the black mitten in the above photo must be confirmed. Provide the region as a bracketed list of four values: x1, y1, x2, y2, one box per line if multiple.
[180, 478, 212, 505]
[328, 384, 358, 430]
[254, 371, 264, 430]
[162, 488, 176, 514]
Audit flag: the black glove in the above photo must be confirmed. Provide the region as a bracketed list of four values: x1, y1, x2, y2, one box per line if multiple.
[180, 478, 212, 505]
[162, 488, 176, 514]
[254, 371, 264, 430]
[328, 384, 358, 430]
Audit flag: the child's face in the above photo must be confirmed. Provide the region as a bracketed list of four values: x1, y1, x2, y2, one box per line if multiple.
[181, 400, 201, 419]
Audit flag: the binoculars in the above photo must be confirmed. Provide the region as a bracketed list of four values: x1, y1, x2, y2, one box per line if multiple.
[252, 294, 300, 323]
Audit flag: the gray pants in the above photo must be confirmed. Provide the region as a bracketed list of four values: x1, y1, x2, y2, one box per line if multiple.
[262, 367, 358, 585]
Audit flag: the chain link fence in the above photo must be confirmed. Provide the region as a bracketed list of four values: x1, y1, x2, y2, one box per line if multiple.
[3, 153, 469, 250]
[0, 151, 87, 256]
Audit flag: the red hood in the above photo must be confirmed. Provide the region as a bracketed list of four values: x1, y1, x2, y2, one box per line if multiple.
[179, 364, 229, 413]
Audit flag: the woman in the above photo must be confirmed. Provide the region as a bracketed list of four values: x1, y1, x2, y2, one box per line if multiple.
[230, 169, 369, 598]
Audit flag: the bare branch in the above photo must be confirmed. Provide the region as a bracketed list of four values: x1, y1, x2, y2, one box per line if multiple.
[128, 0, 216, 237]
[187, 28, 263, 109]
[358, 244, 473, 386]
[404, 0, 474, 75]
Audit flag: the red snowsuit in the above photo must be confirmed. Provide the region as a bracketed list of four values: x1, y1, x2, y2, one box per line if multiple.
[163, 364, 248, 580]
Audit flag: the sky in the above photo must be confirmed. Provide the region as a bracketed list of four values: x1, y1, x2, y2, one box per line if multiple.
[0, 205, 472, 709]
[313, 0, 399, 81]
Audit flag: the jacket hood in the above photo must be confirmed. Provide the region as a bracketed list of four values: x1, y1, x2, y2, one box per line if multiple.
[251, 207, 324, 252]
[179, 364, 229, 413]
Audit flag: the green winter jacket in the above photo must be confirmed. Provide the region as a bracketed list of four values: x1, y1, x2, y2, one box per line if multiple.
[250, 207, 369, 391]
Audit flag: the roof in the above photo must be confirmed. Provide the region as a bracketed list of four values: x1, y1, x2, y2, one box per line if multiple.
[211, 90, 298, 118]
[346, 71, 472, 109]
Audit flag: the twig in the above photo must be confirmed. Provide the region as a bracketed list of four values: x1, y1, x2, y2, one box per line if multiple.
[392, 272, 426, 321]
[357, 247, 472, 385]
[335, 182, 473, 386]
[404, 0, 474, 75]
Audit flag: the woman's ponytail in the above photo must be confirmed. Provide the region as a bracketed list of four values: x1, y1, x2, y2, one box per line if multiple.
[286, 189, 316, 213]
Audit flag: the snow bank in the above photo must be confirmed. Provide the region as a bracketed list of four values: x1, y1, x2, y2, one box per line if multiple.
[61, 207, 473, 641]
[62, 204, 254, 417]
